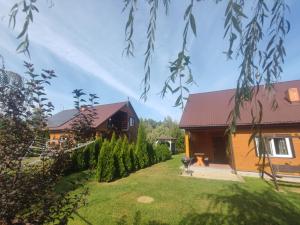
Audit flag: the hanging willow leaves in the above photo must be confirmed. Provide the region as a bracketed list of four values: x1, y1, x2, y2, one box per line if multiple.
[123, 0, 138, 57]
[9, 0, 40, 57]
[226, 0, 290, 141]
[7, 0, 291, 134]
[160, 0, 197, 110]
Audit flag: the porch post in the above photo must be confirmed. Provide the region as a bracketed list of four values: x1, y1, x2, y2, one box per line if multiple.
[185, 131, 190, 158]
[229, 133, 237, 174]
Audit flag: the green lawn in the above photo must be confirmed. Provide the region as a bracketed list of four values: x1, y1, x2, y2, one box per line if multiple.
[57, 154, 300, 225]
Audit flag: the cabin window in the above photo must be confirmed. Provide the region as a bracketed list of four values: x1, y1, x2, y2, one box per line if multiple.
[255, 137, 293, 158]
[129, 117, 135, 127]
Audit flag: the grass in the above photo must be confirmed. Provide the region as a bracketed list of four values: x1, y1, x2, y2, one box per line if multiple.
[57, 154, 300, 225]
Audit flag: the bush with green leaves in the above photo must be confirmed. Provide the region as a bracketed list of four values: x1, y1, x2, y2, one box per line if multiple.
[69, 146, 86, 172]
[122, 136, 132, 173]
[146, 142, 156, 165]
[128, 143, 136, 171]
[135, 123, 149, 169]
[110, 132, 117, 148]
[113, 138, 127, 178]
[155, 144, 171, 162]
[96, 140, 115, 182]
[89, 137, 102, 168]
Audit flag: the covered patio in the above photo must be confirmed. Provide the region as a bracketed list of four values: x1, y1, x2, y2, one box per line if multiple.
[184, 128, 234, 169]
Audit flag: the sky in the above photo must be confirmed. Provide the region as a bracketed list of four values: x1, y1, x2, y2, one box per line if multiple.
[0, 0, 299, 121]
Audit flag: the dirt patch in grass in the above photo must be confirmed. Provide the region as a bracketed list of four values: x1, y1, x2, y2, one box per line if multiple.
[137, 196, 154, 203]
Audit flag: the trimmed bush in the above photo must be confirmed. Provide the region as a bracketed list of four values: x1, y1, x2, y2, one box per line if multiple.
[69, 146, 86, 171]
[110, 132, 117, 149]
[89, 137, 102, 168]
[96, 140, 115, 182]
[128, 143, 136, 171]
[113, 138, 127, 178]
[146, 143, 156, 165]
[122, 136, 132, 173]
[135, 123, 149, 169]
[155, 144, 171, 162]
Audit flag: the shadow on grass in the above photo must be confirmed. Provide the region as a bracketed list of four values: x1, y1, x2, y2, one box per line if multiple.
[55, 170, 94, 193]
[116, 184, 300, 225]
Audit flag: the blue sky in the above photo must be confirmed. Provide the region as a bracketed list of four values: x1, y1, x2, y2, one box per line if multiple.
[0, 0, 299, 121]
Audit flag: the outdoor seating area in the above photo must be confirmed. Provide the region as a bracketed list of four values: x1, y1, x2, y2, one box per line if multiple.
[181, 156, 242, 182]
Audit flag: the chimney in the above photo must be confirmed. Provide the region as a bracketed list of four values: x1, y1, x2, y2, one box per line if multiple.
[286, 88, 300, 103]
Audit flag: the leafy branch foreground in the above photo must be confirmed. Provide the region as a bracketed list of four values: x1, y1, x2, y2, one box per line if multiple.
[0, 64, 88, 225]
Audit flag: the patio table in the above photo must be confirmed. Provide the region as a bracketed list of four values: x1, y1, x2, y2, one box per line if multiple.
[194, 153, 205, 166]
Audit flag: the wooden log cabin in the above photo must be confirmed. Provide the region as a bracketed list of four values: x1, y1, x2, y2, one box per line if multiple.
[47, 101, 139, 143]
[180, 80, 300, 174]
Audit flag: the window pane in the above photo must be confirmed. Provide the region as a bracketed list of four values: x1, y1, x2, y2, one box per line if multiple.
[255, 137, 272, 156]
[273, 138, 288, 155]
[266, 138, 273, 155]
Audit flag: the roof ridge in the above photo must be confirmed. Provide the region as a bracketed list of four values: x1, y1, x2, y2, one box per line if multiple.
[189, 79, 300, 96]
[56, 101, 128, 112]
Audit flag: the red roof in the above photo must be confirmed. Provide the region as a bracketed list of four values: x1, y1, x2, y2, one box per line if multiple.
[49, 101, 129, 131]
[179, 80, 300, 128]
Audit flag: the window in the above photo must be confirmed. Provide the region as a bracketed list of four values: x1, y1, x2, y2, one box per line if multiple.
[129, 117, 135, 127]
[255, 137, 293, 158]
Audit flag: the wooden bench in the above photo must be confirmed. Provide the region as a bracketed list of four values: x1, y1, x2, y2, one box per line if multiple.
[272, 164, 300, 178]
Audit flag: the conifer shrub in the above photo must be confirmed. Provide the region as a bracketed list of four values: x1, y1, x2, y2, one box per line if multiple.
[89, 137, 102, 168]
[96, 140, 115, 182]
[122, 136, 132, 173]
[146, 143, 156, 165]
[69, 146, 86, 171]
[155, 144, 171, 162]
[113, 138, 127, 178]
[135, 123, 149, 169]
[128, 143, 136, 171]
[110, 132, 117, 149]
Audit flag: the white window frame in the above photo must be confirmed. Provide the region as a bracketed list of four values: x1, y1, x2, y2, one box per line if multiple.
[255, 137, 293, 158]
[129, 117, 135, 127]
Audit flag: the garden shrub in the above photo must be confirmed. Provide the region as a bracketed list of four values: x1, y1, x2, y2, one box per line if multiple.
[146, 143, 156, 165]
[154, 144, 171, 162]
[96, 140, 115, 182]
[110, 132, 117, 149]
[89, 137, 102, 168]
[135, 123, 149, 169]
[155, 144, 171, 162]
[128, 143, 136, 171]
[113, 138, 127, 178]
[122, 136, 132, 173]
[70, 146, 86, 171]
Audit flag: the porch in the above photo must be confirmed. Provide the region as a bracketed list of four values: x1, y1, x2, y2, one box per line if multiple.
[181, 163, 243, 182]
[184, 129, 234, 168]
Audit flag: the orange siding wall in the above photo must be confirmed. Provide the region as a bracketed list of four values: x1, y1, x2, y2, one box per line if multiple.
[232, 127, 300, 172]
[49, 132, 63, 140]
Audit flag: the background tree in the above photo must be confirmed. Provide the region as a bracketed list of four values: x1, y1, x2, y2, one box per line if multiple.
[143, 117, 184, 151]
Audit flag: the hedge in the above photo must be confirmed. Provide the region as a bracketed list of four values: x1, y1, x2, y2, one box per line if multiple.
[67, 137, 103, 173]
[96, 125, 172, 182]
[96, 140, 115, 182]
[154, 144, 171, 162]
[65, 126, 172, 181]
